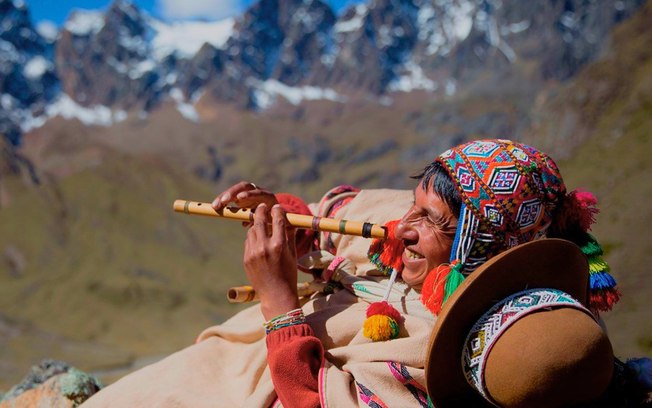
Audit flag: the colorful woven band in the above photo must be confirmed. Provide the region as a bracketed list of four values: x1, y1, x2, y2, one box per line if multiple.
[461, 288, 593, 406]
[263, 308, 306, 335]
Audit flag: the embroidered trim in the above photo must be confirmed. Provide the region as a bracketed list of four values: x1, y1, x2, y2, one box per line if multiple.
[318, 359, 328, 408]
[357, 382, 388, 408]
[462, 288, 593, 406]
[387, 362, 432, 408]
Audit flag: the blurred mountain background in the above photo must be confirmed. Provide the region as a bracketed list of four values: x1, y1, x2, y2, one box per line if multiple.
[0, 0, 650, 389]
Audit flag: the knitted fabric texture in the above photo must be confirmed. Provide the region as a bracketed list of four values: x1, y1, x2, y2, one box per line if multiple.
[437, 139, 564, 271]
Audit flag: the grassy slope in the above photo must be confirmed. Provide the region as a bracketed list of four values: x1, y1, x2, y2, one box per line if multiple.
[0, 148, 249, 388]
[550, 2, 652, 357]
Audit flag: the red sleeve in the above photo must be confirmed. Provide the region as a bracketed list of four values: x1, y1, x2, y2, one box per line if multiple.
[266, 323, 323, 408]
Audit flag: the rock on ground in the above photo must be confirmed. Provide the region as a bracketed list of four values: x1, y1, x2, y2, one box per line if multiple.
[0, 360, 101, 407]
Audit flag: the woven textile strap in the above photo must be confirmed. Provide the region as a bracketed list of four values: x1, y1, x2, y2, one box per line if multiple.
[461, 288, 594, 406]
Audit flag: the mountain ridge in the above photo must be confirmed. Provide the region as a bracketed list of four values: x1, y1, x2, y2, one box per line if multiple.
[0, 0, 646, 146]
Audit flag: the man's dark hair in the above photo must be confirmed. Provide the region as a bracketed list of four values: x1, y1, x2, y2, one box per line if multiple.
[412, 161, 462, 217]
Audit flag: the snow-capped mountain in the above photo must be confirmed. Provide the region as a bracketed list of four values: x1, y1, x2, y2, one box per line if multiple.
[0, 0, 646, 146]
[0, 0, 57, 144]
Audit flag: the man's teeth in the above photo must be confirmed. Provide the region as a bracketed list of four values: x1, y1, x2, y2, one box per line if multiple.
[406, 249, 424, 259]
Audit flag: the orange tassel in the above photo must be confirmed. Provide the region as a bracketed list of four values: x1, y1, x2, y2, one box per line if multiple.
[420, 264, 452, 315]
[368, 220, 404, 275]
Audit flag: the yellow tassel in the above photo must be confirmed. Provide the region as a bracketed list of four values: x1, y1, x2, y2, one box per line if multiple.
[362, 314, 399, 341]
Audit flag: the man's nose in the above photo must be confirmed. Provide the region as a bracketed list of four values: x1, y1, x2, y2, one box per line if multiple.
[394, 217, 416, 241]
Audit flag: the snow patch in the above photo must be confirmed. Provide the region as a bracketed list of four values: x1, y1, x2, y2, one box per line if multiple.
[114, 110, 128, 122]
[388, 62, 436, 92]
[64, 10, 105, 36]
[334, 4, 366, 33]
[21, 95, 128, 132]
[252, 79, 345, 109]
[1, 94, 17, 110]
[150, 18, 234, 60]
[0, 40, 19, 63]
[501, 20, 530, 35]
[129, 59, 156, 79]
[23, 56, 51, 79]
[560, 12, 577, 30]
[36, 20, 58, 42]
[47, 95, 112, 126]
[449, 1, 475, 41]
[420, 0, 475, 56]
[170, 88, 200, 122]
[445, 79, 456, 96]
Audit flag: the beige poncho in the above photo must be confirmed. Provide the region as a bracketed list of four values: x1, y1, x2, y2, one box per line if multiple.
[83, 189, 437, 407]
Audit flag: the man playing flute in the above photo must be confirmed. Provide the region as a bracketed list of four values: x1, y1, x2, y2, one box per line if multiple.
[83, 140, 645, 407]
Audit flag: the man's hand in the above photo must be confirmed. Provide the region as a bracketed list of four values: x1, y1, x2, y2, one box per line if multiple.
[212, 181, 278, 212]
[243, 203, 300, 320]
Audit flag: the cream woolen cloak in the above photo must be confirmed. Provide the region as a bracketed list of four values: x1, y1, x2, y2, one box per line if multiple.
[83, 189, 437, 408]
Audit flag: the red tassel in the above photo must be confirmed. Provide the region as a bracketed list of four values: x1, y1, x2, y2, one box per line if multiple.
[368, 220, 404, 275]
[590, 288, 622, 314]
[420, 264, 452, 315]
[573, 190, 599, 231]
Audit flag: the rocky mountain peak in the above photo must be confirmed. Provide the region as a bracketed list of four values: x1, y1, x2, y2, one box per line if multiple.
[0, 0, 648, 147]
[0, 0, 57, 145]
[0, 0, 46, 55]
[104, 0, 147, 40]
[226, 0, 336, 83]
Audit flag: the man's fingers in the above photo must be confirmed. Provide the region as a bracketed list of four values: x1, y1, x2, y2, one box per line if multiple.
[270, 204, 288, 248]
[286, 225, 297, 259]
[212, 181, 259, 211]
[270, 204, 288, 242]
[253, 203, 270, 236]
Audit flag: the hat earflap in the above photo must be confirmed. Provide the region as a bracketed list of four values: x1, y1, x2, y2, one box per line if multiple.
[364, 220, 405, 341]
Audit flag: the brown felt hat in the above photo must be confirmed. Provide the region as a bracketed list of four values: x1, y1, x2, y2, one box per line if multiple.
[426, 239, 614, 407]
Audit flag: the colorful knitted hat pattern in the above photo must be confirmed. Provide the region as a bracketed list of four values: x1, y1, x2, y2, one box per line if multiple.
[439, 139, 563, 271]
[420, 139, 620, 316]
[367, 139, 620, 333]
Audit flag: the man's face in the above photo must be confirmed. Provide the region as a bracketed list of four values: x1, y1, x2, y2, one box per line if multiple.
[394, 184, 458, 290]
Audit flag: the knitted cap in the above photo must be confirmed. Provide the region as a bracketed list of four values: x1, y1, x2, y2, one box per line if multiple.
[419, 139, 619, 315]
[436, 139, 564, 273]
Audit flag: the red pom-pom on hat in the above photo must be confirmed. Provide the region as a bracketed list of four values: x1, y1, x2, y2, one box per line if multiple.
[553, 189, 599, 234]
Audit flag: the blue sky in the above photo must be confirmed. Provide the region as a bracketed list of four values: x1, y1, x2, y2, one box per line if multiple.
[26, 0, 366, 26]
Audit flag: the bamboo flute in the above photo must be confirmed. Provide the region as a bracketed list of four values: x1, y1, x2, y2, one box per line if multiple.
[227, 281, 326, 303]
[173, 199, 387, 239]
